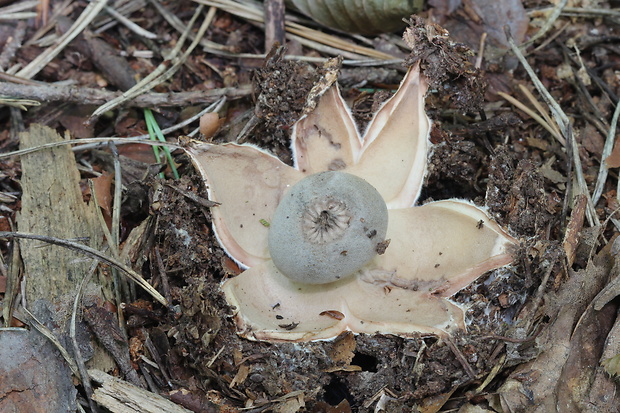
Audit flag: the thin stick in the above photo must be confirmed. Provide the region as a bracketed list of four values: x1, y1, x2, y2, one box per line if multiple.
[0, 0, 38, 15]
[74, 97, 226, 152]
[2, 231, 20, 328]
[0, 138, 182, 160]
[498, 91, 564, 144]
[0, 232, 168, 306]
[88, 180, 120, 259]
[530, 21, 570, 54]
[530, 6, 620, 18]
[518, 85, 563, 141]
[0, 81, 251, 107]
[521, 0, 567, 49]
[18, 306, 79, 376]
[70, 259, 101, 413]
[445, 337, 476, 379]
[103, 4, 157, 39]
[111, 144, 123, 249]
[592, 100, 620, 205]
[154, 247, 172, 305]
[110, 143, 132, 331]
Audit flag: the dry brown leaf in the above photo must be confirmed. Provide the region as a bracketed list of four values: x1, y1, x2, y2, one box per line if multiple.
[117, 143, 158, 164]
[324, 333, 361, 372]
[416, 387, 456, 413]
[606, 138, 620, 168]
[92, 171, 113, 215]
[498, 247, 619, 412]
[429, 0, 529, 49]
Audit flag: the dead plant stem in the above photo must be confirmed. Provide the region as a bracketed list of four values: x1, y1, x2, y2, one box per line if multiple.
[0, 232, 167, 305]
[0, 81, 251, 108]
[505, 26, 599, 227]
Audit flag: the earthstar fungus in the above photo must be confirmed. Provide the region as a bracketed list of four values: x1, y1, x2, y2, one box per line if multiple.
[187, 63, 517, 342]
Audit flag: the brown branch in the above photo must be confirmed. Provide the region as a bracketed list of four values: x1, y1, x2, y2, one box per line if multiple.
[0, 231, 167, 306]
[0, 82, 252, 108]
[264, 0, 286, 51]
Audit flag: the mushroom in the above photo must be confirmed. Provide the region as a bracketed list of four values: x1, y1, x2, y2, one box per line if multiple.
[186, 62, 518, 342]
[269, 171, 388, 284]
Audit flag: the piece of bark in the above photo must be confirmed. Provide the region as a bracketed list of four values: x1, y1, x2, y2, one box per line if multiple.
[264, 0, 286, 51]
[89, 369, 193, 413]
[0, 329, 77, 412]
[562, 194, 587, 267]
[0, 81, 252, 107]
[83, 302, 145, 388]
[16, 124, 115, 369]
[57, 16, 137, 91]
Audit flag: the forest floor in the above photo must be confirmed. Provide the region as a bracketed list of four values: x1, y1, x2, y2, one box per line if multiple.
[0, 0, 619, 412]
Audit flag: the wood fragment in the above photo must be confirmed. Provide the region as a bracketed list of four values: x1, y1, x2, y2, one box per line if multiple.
[83, 302, 145, 388]
[0, 81, 252, 108]
[57, 16, 137, 91]
[562, 194, 587, 267]
[264, 0, 285, 50]
[16, 123, 117, 373]
[89, 369, 193, 413]
[18, 125, 101, 300]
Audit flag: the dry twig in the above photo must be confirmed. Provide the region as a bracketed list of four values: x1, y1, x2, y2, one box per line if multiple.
[0, 232, 167, 306]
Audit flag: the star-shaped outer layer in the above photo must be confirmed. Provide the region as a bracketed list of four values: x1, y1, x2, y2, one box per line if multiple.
[187, 63, 517, 342]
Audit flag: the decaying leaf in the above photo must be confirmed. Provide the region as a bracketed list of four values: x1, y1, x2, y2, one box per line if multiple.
[286, 0, 423, 35]
[497, 247, 620, 411]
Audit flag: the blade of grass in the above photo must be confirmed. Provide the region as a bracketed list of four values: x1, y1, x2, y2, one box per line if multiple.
[144, 108, 179, 179]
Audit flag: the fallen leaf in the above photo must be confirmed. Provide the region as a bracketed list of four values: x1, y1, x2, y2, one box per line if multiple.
[498, 247, 619, 412]
[428, 0, 529, 50]
[606, 137, 620, 168]
[324, 333, 361, 373]
[92, 171, 113, 215]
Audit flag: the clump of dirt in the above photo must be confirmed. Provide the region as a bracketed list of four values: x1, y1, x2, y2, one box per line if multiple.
[425, 126, 485, 200]
[249, 47, 318, 159]
[404, 16, 487, 113]
[152, 174, 220, 276]
[486, 146, 555, 236]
